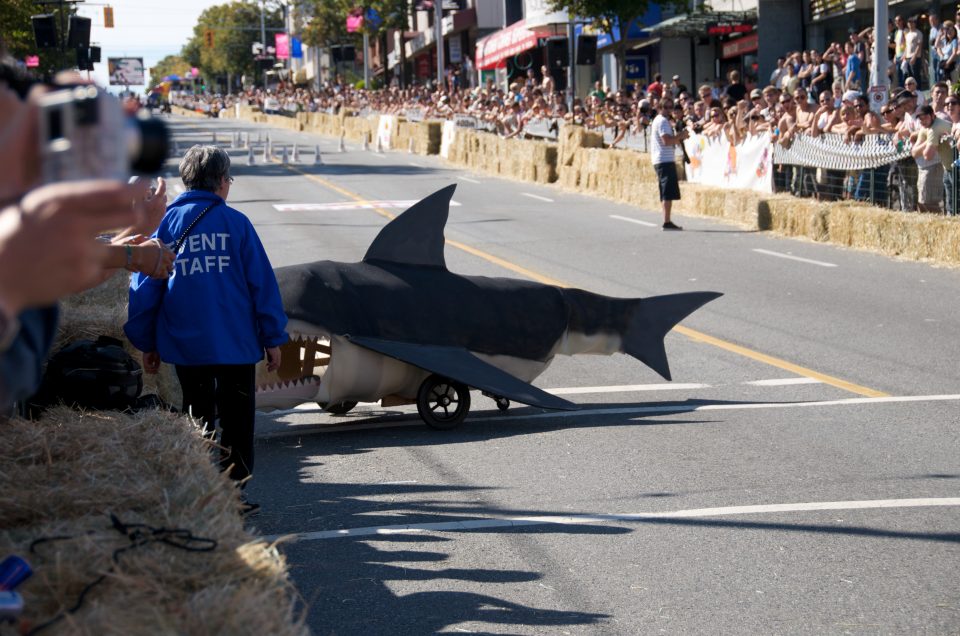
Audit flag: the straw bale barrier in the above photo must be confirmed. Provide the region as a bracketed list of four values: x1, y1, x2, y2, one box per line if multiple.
[175, 106, 960, 266]
[446, 128, 557, 184]
[171, 106, 208, 119]
[0, 274, 307, 634]
[394, 120, 441, 155]
[0, 408, 307, 635]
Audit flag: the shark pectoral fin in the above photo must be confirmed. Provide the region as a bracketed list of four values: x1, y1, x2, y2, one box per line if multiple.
[348, 336, 578, 411]
[624, 291, 723, 381]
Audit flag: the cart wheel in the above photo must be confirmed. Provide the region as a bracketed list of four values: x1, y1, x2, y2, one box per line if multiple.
[317, 401, 358, 415]
[417, 374, 470, 430]
[494, 396, 510, 412]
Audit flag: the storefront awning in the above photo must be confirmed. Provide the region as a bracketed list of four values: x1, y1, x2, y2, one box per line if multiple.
[475, 19, 553, 70]
[645, 10, 757, 38]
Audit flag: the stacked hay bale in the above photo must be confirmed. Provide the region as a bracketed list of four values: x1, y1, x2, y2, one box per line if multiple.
[445, 129, 557, 184]
[394, 120, 442, 155]
[341, 113, 378, 144]
[0, 276, 306, 634]
[0, 408, 306, 635]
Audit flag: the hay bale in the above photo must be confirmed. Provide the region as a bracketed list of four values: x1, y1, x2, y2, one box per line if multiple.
[0, 408, 307, 636]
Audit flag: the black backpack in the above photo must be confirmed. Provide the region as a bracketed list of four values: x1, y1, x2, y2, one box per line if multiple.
[33, 336, 144, 412]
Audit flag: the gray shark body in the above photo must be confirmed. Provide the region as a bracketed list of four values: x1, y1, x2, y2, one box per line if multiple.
[257, 185, 721, 414]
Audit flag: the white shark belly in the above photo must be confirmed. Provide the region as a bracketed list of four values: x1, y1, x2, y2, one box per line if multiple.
[554, 330, 622, 356]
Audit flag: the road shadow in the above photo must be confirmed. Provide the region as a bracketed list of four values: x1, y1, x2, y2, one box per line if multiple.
[247, 436, 616, 634]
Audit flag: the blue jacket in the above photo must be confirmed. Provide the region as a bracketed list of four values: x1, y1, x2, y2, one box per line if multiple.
[125, 190, 288, 365]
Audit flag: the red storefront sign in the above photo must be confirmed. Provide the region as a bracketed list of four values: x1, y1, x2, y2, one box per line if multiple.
[416, 54, 430, 78]
[475, 19, 542, 70]
[721, 33, 758, 59]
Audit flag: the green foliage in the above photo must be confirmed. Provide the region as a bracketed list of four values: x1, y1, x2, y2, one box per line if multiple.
[0, 0, 42, 60]
[299, 0, 355, 49]
[0, 0, 77, 73]
[186, 1, 283, 82]
[148, 55, 192, 89]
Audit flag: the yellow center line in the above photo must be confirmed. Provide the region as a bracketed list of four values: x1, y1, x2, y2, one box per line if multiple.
[283, 164, 889, 398]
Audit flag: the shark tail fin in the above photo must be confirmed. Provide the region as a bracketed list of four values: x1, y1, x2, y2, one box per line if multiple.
[623, 292, 722, 381]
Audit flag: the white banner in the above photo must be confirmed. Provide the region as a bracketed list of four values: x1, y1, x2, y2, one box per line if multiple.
[683, 132, 773, 194]
[440, 120, 457, 159]
[376, 115, 397, 150]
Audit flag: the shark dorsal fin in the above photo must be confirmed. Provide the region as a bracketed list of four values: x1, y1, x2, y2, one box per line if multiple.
[362, 184, 456, 269]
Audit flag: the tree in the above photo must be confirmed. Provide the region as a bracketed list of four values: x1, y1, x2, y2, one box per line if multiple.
[148, 55, 192, 89]
[365, 0, 412, 87]
[0, 0, 77, 77]
[186, 1, 283, 91]
[545, 0, 687, 87]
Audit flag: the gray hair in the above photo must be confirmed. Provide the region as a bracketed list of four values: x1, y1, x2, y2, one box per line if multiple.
[179, 145, 231, 192]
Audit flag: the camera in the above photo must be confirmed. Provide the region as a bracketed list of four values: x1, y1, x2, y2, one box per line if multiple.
[37, 85, 169, 184]
[684, 115, 703, 134]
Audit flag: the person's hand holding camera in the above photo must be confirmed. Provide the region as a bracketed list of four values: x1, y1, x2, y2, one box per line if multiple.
[0, 179, 147, 315]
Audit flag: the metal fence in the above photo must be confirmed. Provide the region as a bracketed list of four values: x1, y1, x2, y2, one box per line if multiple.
[771, 134, 957, 215]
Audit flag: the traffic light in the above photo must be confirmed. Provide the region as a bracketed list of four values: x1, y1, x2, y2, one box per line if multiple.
[204, 29, 214, 48]
[103, 6, 114, 28]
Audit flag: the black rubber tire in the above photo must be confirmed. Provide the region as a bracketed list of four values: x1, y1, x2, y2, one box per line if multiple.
[417, 375, 470, 430]
[317, 400, 358, 415]
[495, 396, 510, 412]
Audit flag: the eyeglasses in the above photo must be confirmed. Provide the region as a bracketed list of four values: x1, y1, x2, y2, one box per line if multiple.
[226, 176, 234, 184]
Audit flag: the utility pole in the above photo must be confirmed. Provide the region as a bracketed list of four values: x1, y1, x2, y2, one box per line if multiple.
[869, 0, 888, 114]
[566, 22, 575, 108]
[260, 0, 267, 87]
[434, 0, 444, 90]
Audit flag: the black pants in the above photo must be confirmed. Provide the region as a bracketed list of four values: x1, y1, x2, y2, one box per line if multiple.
[175, 364, 256, 482]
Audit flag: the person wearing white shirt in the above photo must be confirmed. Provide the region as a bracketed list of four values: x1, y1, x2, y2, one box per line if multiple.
[649, 96, 688, 231]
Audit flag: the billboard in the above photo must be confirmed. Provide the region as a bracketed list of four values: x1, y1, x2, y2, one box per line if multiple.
[107, 57, 145, 85]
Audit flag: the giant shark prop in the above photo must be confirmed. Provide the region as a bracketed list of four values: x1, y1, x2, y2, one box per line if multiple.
[257, 185, 721, 428]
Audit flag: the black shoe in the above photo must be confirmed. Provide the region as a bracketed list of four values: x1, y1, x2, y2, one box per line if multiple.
[662, 221, 683, 231]
[240, 499, 260, 516]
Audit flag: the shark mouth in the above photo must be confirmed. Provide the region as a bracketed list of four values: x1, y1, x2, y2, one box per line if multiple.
[255, 329, 330, 411]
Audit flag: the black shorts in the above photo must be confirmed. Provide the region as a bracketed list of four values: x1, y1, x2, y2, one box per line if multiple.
[654, 162, 681, 201]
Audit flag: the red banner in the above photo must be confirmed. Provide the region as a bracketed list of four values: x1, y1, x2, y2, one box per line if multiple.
[721, 33, 758, 59]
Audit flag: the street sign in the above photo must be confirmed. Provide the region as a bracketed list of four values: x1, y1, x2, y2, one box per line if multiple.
[624, 55, 648, 81]
[868, 84, 888, 114]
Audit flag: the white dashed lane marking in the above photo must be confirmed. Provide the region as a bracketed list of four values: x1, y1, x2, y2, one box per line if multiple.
[610, 214, 658, 227]
[458, 176, 481, 184]
[262, 497, 960, 543]
[521, 193, 554, 202]
[752, 248, 838, 268]
[273, 200, 462, 211]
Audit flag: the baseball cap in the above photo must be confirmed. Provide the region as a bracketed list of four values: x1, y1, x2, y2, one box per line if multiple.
[842, 89, 861, 102]
[750, 88, 762, 98]
[672, 74, 680, 80]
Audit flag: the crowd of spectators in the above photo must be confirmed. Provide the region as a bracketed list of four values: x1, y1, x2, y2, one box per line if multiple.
[169, 11, 960, 214]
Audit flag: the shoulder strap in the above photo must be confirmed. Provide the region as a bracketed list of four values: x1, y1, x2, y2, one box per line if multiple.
[173, 201, 219, 254]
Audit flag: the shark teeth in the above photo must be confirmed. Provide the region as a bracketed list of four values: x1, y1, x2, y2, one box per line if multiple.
[256, 375, 322, 394]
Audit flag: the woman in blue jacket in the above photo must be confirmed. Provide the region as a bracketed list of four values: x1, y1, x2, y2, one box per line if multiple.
[126, 145, 288, 487]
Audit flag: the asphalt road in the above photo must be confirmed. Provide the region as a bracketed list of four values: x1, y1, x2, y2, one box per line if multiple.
[162, 114, 959, 635]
